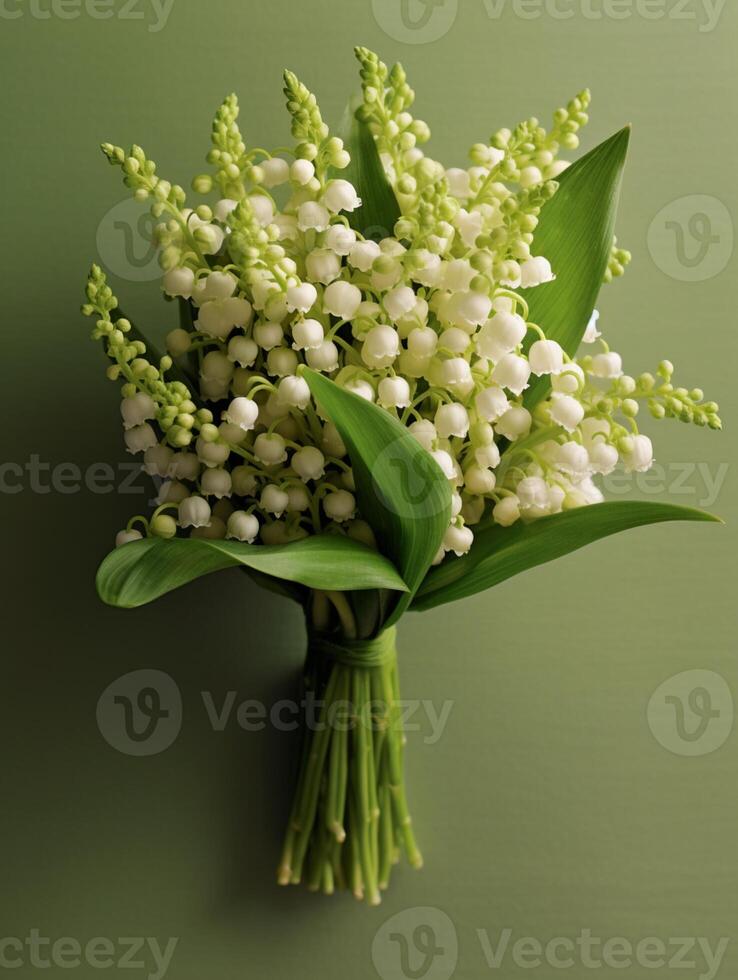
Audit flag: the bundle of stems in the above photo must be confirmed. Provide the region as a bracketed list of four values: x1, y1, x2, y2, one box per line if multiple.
[277, 608, 420, 904]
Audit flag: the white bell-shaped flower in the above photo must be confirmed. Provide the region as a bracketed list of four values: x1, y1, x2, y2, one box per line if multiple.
[621, 434, 654, 473]
[292, 318, 324, 351]
[464, 465, 496, 495]
[223, 397, 259, 431]
[475, 442, 501, 469]
[476, 312, 528, 359]
[407, 326, 438, 358]
[196, 437, 230, 469]
[441, 290, 492, 330]
[495, 406, 532, 440]
[443, 523, 474, 556]
[267, 347, 299, 377]
[377, 376, 411, 409]
[292, 446, 325, 483]
[362, 326, 400, 368]
[517, 476, 550, 511]
[493, 495, 521, 527]
[179, 496, 212, 529]
[278, 375, 311, 409]
[588, 441, 619, 475]
[408, 419, 437, 451]
[520, 256, 555, 288]
[124, 423, 157, 455]
[323, 489, 356, 523]
[120, 392, 156, 430]
[201, 467, 232, 499]
[348, 240, 381, 272]
[231, 466, 258, 496]
[475, 385, 509, 422]
[491, 353, 531, 395]
[297, 201, 330, 232]
[549, 393, 585, 432]
[290, 159, 315, 185]
[197, 296, 252, 340]
[253, 321, 283, 350]
[227, 335, 258, 367]
[438, 357, 473, 392]
[323, 179, 362, 213]
[589, 352, 623, 379]
[344, 378, 375, 401]
[254, 433, 288, 465]
[324, 280, 362, 319]
[556, 442, 590, 477]
[260, 157, 290, 188]
[435, 403, 470, 439]
[306, 340, 339, 373]
[260, 484, 289, 516]
[163, 266, 195, 298]
[143, 444, 174, 477]
[529, 339, 564, 376]
[227, 511, 260, 542]
[285, 282, 317, 314]
[306, 248, 341, 285]
[384, 286, 417, 321]
[324, 224, 357, 255]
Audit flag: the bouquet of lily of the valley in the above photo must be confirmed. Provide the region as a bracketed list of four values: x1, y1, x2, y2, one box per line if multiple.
[83, 47, 721, 905]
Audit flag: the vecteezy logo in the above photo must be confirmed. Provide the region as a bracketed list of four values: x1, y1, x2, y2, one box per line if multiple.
[97, 670, 182, 756]
[373, 439, 451, 522]
[372, 906, 458, 980]
[371, 0, 459, 44]
[647, 669, 733, 757]
[96, 197, 161, 282]
[647, 195, 733, 282]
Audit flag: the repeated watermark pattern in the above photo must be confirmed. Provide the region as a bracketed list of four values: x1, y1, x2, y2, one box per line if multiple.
[371, 0, 727, 42]
[96, 197, 161, 283]
[97, 669, 454, 756]
[372, 909, 730, 979]
[647, 669, 733, 757]
[0, 456, 146, 496]
[648, 196, 734, 282]
[0, 931, 177, 978]
[0, 0, 174, 32]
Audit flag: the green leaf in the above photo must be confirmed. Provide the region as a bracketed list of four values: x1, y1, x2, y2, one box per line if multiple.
[412, 502, 721, 612]
[523, 126, 630, 409]
[337, 103, 401, 240]
[97, 534, 409, 609]
[303, 369, 452, 625]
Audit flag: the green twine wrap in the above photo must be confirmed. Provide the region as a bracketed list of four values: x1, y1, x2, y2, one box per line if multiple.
[308, 626, 397, 669]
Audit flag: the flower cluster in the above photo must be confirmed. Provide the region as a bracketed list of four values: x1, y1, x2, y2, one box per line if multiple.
[84, 47, 720, 561]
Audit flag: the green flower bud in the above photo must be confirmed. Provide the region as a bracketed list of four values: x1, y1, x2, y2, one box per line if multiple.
[192, 174, 213, 194]
[150, 514, 177, 539]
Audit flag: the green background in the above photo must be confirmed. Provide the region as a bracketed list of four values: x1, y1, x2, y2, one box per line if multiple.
[1, 1, 736, 977]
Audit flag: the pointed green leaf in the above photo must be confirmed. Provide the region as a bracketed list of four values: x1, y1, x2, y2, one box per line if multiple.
[97, 534, 409, 609]
[337, 103, 401, 240]
[523, 127, 630, 408]
[303, 369, 452, 624]
[412, 501, 720, 611]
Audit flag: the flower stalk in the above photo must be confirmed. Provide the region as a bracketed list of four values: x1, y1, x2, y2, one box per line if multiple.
[277, 624, 419, 905]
